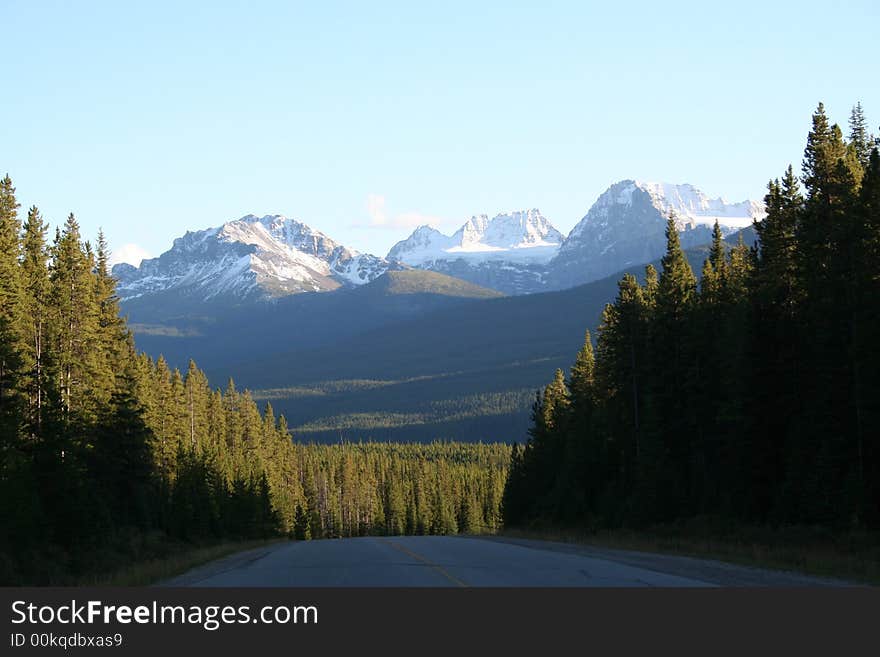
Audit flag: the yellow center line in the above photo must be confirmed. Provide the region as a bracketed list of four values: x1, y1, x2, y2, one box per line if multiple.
[379, 539, 469, 587]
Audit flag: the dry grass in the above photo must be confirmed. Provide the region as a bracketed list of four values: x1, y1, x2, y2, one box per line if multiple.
[74, 539, 285, 586]
[501, 524, 880, 585]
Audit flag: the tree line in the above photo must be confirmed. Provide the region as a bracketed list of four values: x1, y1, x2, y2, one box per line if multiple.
[0, 186, 507, 584]
[503, 103, 880, 532]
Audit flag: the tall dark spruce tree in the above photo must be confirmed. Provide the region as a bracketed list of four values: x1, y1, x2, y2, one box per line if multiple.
[650, 215, 697, 519]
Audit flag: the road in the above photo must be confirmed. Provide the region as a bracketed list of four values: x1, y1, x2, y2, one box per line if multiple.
[162, 535, 851, 587]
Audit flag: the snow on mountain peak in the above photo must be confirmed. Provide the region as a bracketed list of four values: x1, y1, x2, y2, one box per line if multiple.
[564, 180, 764, 248]
[388, 209, 563, 265]
[633, 181, 765, 230]
[113, 214, 391, 302]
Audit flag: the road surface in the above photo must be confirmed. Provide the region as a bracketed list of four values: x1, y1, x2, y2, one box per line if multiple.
[162, 535, 851, 587]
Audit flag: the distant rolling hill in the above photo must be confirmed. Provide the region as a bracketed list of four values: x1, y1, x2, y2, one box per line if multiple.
[127, 269, 503, 373]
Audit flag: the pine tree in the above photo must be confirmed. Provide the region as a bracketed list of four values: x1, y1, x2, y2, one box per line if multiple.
[0, 174, 24, 446]
[643, 264, 659, 307]
[652, 214, 698, 517]
[709, 220, 726, 272]
[20, 207, 51, 437]
[700, 221, 727, 306]
[596, 274, 650, 501]
[569, 331, 596, 412]
[692, 220, 732, 513]
[790, 103, 863, 524]
[49, 214, 100, 422]
[542, 368, 570, 432]
[91, 230, 128, 408]
[294, 503, 312, 540]
[184, 360, 210, 451]
[755, 167, 802, 307]
[657, 215, 698, 323]
[856, 147, 880, 524]
[563, 330, 600, 521]
[501, 442, 525, 526]
[848, 102, 873, 170]
[802, 103, 844, 196]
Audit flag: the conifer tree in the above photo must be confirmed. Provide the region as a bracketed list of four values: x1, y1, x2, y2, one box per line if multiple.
[569, 331, 596, 412]
[91, 230, 128, 406]
[849, 102, 873, 170]
[49, 214, 100, 421]
[20, 207, 51, 437]
[643, 264, 659, 307]
[563, 330, 600, 521]
[294, 504, 311, 540]
[656, 215, 698, 324]
[0, 175, 24, 446]
[652, 214, 698, 516]
[802, 103, 845, 197]
[501, 442, 525, 526]
[856, 147, 880, 524]
[596, 273, 650, 499]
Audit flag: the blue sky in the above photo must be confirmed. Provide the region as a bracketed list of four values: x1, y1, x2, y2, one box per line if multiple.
[3, 0, 878, 264]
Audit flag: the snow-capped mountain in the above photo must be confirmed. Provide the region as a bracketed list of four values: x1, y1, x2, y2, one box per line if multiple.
[113, 181, 763, 310]
[546, 180, 765, 290]
[387, 210, 563, 295]
[113, 214, 393, 302]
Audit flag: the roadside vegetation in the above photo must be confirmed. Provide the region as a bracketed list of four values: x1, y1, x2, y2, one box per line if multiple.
[75, 538, 283, 587]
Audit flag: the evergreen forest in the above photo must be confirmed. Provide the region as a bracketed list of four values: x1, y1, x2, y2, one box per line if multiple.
[503, 103, 880, 534]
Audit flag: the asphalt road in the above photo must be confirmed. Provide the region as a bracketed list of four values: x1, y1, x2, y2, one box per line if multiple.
[162, 536, 851, 587]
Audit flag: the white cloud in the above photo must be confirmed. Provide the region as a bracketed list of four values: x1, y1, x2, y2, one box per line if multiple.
[366, 193, 388, 226]
[109, 243, 151, 267]
[361, 193, 452, 231]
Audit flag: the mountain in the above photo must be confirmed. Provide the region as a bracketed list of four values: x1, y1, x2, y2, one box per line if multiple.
[387, 210, 563, 295]
[113, 214, 394, 304]
[547, 180, 765, 289]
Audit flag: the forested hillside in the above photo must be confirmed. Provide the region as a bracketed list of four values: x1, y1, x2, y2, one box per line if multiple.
[0, 181, 508, 584]
[504, 103, 880, 531]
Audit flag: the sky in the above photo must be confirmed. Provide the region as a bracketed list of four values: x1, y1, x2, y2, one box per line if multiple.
[3, 0, 879, 265]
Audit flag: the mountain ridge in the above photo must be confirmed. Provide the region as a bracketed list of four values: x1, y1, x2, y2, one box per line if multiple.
[113, 213, 395, 302]
[113, 179, 764, 312]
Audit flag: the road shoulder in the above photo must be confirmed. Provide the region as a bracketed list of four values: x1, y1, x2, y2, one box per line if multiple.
[474, 535, 858, 587]
[158, 542, 291, 586]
